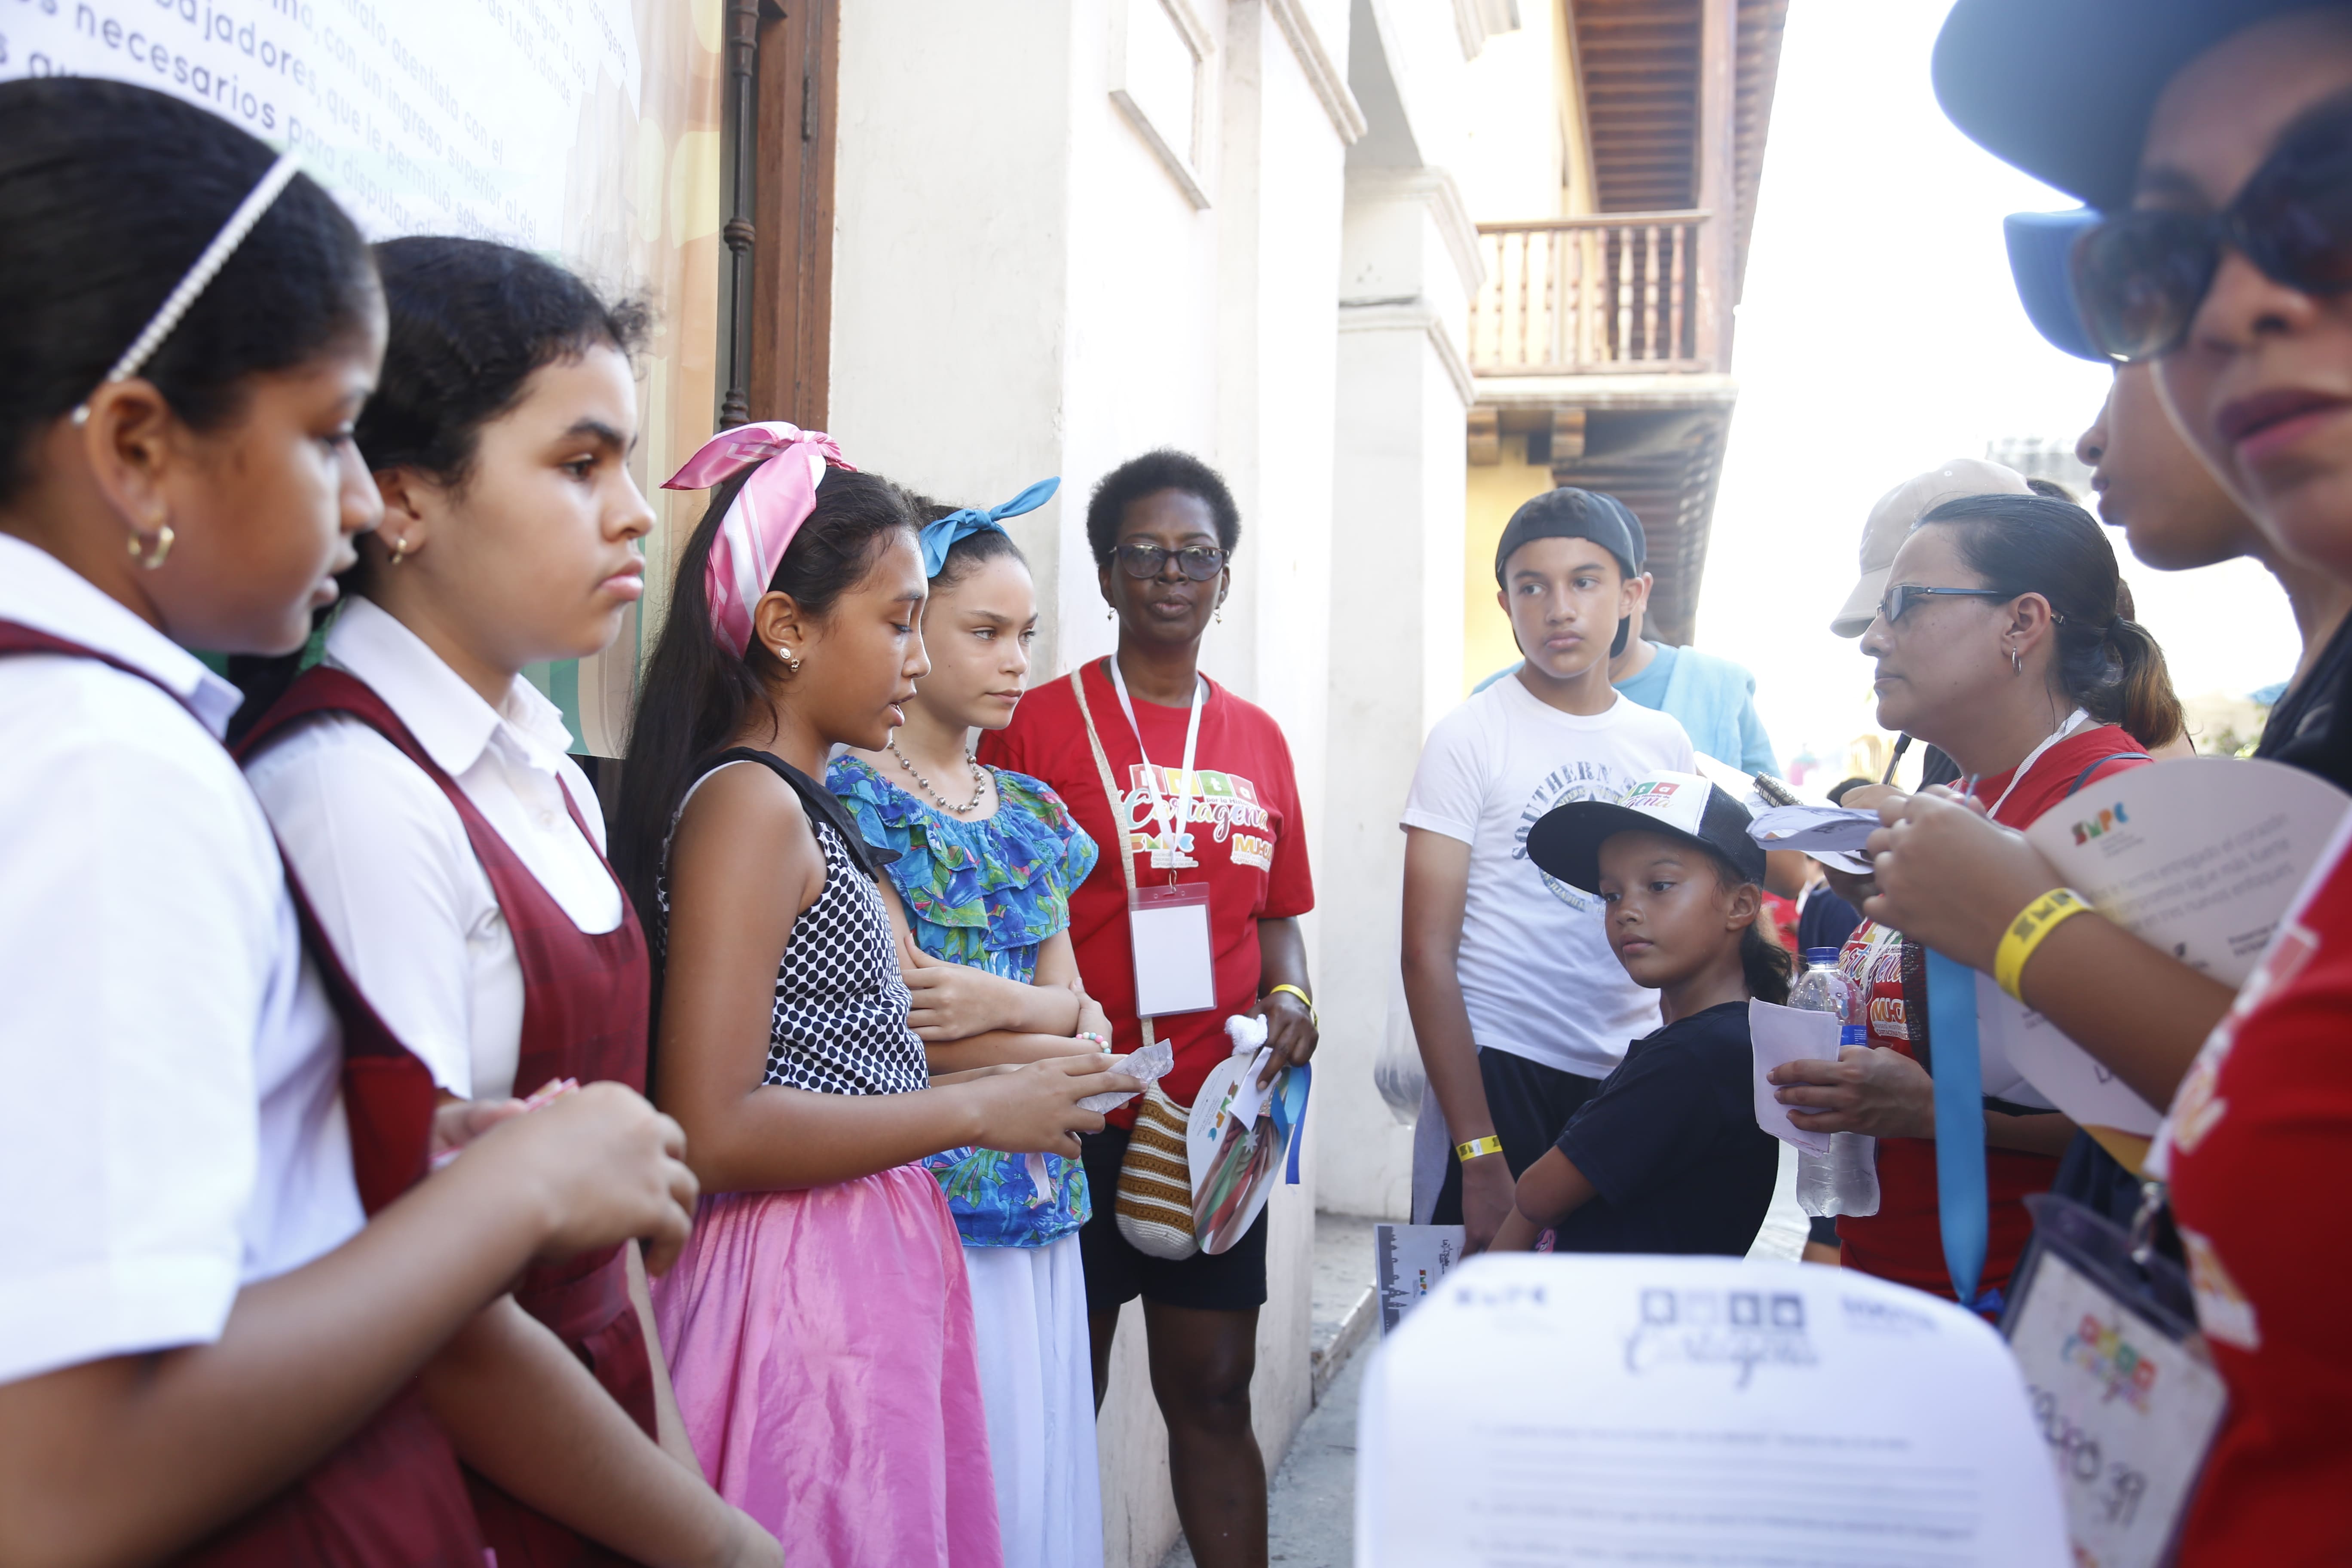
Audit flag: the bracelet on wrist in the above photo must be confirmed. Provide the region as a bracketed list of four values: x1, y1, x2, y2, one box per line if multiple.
[1076, 1031, 1113, 1054]
[1266, 983, 1317, 1026]
[1993, 887, 2093, 1001]
[1455, 1135, 1504, 1163]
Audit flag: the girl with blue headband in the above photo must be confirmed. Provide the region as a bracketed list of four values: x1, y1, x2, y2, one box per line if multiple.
[829, 479, 1115, 1568]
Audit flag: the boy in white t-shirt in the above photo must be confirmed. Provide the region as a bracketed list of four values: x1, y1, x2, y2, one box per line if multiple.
[1400, 488, 1696, 1251]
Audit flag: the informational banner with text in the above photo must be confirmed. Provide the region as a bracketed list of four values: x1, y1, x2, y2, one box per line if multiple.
[2, 0, 641, 249]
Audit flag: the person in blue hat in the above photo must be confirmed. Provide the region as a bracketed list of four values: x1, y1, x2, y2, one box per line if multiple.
[2010, 206, 2352, 789]
[1886, 6, 2352, 1556]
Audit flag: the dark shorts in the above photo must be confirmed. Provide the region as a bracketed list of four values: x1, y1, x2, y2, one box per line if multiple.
[1430, 1047, 1605, 1223]
[1078, 1125, 1269, 1314]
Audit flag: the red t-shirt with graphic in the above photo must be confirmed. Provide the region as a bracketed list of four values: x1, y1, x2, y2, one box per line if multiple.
[2163, 819, 2352, 1563]
[980, 659, 1314, 1121]
[1835, 722, 2150, 1301]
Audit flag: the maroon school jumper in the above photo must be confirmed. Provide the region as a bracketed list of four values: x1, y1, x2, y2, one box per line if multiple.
[239, 666, 661, 1568]
[0, 622, 485, 1566]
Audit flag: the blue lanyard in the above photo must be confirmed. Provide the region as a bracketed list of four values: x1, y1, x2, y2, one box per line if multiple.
[1924, 948, 1989, 1308]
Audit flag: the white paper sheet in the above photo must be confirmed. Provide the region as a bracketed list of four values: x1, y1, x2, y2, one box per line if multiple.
[1356, 1253, 2068, 1567]
[1749, 803, 1882, 854]
[1746, 999, 1838, 1155]
[1993, 757, 2349, 1145]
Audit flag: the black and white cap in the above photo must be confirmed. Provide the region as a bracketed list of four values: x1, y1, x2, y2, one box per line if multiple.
[1524, 771, 1768, 895]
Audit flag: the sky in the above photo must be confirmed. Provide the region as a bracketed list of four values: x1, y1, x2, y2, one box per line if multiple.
[1692, 0, 2302, 778]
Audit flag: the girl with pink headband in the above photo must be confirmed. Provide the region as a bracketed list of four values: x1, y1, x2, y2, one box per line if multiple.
[612, 425, 1138, 1567]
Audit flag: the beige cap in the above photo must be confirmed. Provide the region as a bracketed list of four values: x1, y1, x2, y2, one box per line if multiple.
[1830, 458, 2036, 637]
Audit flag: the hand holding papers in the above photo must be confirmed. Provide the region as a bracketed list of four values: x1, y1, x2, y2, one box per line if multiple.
[1357, 1253, 2067, 1567]
[1991, 757, 2348, 1161]
[1746, 999, 1837, 1155]
[1747, 803, 1879, 875]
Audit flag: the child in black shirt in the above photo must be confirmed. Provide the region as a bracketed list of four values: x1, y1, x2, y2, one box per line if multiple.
[1491, 772, 1788, 1255]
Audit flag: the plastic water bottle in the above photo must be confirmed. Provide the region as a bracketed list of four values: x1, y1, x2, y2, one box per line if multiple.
[1786, 947, 1881, 1218]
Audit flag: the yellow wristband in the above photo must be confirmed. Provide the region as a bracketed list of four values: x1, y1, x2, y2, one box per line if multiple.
[1267, 983, 1317, 1026]
[1455, 1135, 1504, 1162]
[1994, 888, 2093, 1001]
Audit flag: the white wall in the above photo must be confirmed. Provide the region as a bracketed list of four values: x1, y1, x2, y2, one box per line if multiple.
[1456, 0, 1575, 219]
[1314, 209, 1478, 1217]
[831, 3, 1361, 1562]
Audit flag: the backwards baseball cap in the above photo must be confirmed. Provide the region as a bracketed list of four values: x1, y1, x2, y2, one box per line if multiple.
[1525, 771, 1767, 896]
[1493, 487, 1649, 657]
[2005, 209, 2105, 363]
[1830, 459, 2035, 638]
[1934, 0, 2335, 211]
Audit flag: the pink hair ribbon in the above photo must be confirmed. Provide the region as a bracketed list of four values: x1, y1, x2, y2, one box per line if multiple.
[662, 421, 853, 653]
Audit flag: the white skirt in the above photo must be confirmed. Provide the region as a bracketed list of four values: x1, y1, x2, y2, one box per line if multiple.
[963, 1234, 1104, 1568]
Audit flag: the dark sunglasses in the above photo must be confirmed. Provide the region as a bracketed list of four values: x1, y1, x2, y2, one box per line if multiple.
[1115, 542, 1227, 581]
[2072, 104, 2352, 362]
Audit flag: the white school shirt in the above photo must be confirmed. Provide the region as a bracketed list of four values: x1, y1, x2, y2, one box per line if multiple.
[0, 535, 362, 1385]
[1400, 678, 1697, 1079]
[242, 597, 622, 1103]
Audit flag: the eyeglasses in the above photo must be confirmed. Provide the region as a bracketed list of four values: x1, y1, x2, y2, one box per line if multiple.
[1877, 585, 2012, 625]
[1115, 542, 1228, 581]
[2071, 105, 2352, 362]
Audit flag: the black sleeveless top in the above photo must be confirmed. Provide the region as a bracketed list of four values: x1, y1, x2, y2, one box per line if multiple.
[662, 749, 927, 1098]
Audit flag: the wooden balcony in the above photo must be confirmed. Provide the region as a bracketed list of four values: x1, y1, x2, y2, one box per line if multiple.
[1468, 211, 1722, 377]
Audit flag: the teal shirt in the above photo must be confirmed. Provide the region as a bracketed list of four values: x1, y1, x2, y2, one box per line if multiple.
[1476, 642, 1778, 776]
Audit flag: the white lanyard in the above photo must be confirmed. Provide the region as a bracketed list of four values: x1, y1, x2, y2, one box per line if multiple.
[1970, 707, 2092, 823]
[1107, 656, 1207, 842]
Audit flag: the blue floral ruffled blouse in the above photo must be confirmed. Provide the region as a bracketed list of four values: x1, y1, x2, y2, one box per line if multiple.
[828, 753, 1101, 1248]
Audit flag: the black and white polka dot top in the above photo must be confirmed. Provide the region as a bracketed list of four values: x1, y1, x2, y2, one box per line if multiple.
[662, 748, 928, 1098]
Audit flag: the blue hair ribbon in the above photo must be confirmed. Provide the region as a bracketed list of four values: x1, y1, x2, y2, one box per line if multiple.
[918, 476, 1061, 578]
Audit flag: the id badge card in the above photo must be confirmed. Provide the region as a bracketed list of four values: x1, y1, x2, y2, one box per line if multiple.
[2001, 1194, 2227, 1568]
[1130, 883, 1216, 1018]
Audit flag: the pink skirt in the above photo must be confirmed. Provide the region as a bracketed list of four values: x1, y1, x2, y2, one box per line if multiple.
[652, 1166, 1003, 1568]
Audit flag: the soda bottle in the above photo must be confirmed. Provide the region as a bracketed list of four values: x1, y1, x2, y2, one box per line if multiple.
[1786, 947, 1881, 1218]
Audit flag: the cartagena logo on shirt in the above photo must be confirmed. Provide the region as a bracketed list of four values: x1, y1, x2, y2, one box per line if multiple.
[1867, 994, 1909, 1041]
[1513, 761, 1626, 912]
[1120, 763, 1274, 873]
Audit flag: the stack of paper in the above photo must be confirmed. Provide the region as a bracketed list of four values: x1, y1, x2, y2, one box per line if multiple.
[1357, 1253, 2067, 1566]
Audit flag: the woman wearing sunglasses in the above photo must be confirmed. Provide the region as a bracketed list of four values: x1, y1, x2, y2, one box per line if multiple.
[1910, 3, 2352, 1558]
[1768, 491, 2183, 1309]
[977, 448, 1316, 1568]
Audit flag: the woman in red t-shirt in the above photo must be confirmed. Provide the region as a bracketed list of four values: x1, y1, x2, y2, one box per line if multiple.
[1771, 491, 2182, 1306]
[980, 450, 1315, 1568]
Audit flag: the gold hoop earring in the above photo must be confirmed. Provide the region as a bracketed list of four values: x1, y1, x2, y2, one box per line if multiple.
[128, 524, 175, 571]
[775, 644, 802, 675]
[387, 536, 412, 566]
